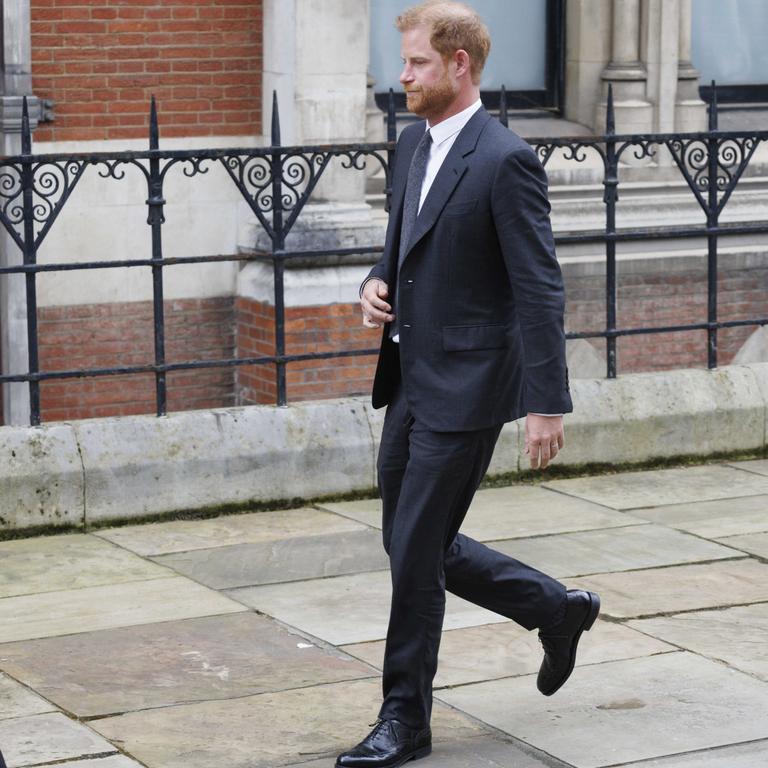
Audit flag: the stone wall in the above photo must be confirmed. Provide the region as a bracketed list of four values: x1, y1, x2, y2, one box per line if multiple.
[1, 363, 765, 532]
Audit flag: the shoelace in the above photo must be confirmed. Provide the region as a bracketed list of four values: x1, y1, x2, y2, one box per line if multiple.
[367, 718, 390, 742]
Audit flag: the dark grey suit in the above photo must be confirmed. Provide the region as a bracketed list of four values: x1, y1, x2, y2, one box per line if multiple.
[369, 107, 572, 430]
[367, 107, 570, 728]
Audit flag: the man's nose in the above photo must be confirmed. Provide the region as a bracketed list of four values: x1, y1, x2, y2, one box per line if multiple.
[400, 65, 412, 84]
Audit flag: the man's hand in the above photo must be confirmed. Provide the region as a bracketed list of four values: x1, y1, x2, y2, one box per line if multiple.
[361, 278, 395, 328]
[525, 414, 564, 470]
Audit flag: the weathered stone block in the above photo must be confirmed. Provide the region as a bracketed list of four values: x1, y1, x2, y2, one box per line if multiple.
[0, 423, 84, 530]
[76, 398, 375, 523]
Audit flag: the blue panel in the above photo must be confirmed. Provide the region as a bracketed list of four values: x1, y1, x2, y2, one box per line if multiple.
[369, 0, 547, 92]
[692, 0, 768, 85]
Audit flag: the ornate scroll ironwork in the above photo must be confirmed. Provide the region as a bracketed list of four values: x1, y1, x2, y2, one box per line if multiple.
[665, 136, 760, 215]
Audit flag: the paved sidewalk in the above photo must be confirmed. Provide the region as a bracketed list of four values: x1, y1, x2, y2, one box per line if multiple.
[1, 459, 768, 768]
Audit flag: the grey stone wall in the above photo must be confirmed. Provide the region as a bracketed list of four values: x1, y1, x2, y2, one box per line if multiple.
[1, 363, 765, 533]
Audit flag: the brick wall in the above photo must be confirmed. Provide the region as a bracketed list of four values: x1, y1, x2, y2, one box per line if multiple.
[31, 0, 263, 142]
[37, 297, 234, 421]
[5, 260, 763, 424]
[235, 298, 380, 405]
[565, 265, 764, 373]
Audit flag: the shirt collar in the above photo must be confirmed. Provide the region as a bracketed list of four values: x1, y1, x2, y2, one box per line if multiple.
[426, 98, 483, 146]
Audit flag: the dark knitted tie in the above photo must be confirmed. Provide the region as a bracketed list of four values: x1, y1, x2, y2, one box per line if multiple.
[392, 129, 432, 338]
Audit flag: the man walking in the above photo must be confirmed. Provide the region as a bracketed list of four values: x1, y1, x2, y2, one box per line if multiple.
[337, 3, 600, 766]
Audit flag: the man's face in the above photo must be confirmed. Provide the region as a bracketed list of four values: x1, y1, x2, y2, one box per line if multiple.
[399, 25, 460, 121]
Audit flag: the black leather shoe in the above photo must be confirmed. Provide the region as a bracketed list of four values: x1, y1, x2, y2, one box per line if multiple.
[537, 589, 600, 696]
[335, 718, 432, 768]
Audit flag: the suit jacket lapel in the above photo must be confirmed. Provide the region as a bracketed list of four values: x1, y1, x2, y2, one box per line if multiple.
[403, 107, 492, 261]
[383, 124, 424, 275]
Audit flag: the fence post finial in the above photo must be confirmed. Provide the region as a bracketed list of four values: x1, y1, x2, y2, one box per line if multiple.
[271, 90, 281, 146]
[21, 96, 31, 154]
[708, 79, 718, 131]
[149, 95, 159, 150]
[499, 84, 508, 128]
[386, 88, 397, 143]
[606, 83, 615, 135]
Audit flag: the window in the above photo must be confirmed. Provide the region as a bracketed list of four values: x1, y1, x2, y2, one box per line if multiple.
[369, 0, 565, 113]
[692, 0, 768, 103]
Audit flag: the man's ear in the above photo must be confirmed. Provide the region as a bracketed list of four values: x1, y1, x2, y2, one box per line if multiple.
[455, 49, 471, 79]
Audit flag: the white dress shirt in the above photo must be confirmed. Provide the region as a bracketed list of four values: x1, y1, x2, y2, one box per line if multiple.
[417, 98, 483, 213]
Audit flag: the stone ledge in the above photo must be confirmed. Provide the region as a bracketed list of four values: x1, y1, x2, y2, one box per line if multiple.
[0, 364, 765, 532]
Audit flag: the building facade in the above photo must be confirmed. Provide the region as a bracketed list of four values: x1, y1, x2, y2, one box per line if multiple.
[1, 0, 766, 425]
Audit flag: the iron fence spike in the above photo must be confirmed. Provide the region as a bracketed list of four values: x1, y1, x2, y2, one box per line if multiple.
[387, 88, 396, 143]
[271, 90, 281, 146]
[21, 95, 31, 154]
[149, 95, 159, 150]
[499, 84, 508, 128]
[606, 83, 615, 135]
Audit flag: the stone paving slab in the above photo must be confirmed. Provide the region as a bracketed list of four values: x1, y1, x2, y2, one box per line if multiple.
[0, 712, 119, 767]
[618, 740, 768, 768]
[320, 486, 639, 541]
[288, 735, 570, 768]
[317, 499, 381, 528]
[0, 534, 174, 599]
[716, 531, 768, 558]
[461, 487, 644, 541]
[543, 465, 768, 510]
[229, 571, 508, 645]
[629, 603, 768, 681]
[152, 528, 389, 589]
[91, 678, 488, 768]
[342, 619, 673, 688]
[728, 458, 768, 477]
[575, 559, 768, 618]
[628, 494, 768, 538]
[0, 576, 246, 643]
[0, 671, 57, 720]
[0, 613, 374, 718]
[493, 524, 739, 578]
[53, 757, 146, 768]
[437, 652, 768, 768]
[94, 507, 367, 556]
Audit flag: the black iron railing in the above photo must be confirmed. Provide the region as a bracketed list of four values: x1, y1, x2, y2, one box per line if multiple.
[0, 84, 767, 426]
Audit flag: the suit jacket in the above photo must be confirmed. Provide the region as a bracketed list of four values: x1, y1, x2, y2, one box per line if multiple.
[367, 106, 572, 432]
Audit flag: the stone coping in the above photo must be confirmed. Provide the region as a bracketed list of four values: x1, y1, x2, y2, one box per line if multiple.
[0, 363, 765, 532]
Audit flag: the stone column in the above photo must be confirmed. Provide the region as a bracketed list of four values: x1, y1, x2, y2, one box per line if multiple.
[597, 0, 652, 133]
[564, 0, 612, 131]
[250, 0, 379, 251]
[675, 0, 706, 131]
[0, 0, 42, 425]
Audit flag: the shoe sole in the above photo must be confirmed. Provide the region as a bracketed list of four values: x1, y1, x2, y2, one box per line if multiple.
[541, 590, 601, 697]
[334, 744, 432, 768]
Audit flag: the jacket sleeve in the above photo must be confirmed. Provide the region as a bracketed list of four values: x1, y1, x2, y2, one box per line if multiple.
[360, 128, 414, 295]
[491, 146, 572, 414]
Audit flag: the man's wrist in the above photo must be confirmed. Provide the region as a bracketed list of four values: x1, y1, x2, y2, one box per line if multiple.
[359, 276, 385, 298]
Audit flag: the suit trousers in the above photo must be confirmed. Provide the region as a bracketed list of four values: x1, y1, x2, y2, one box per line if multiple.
[376, 376, 567, 728]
